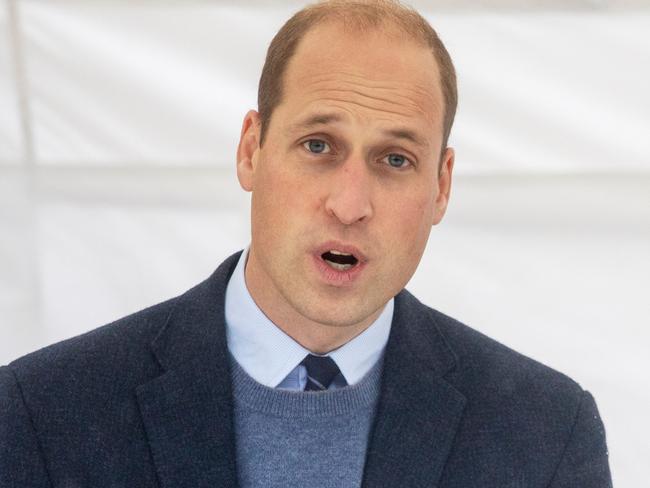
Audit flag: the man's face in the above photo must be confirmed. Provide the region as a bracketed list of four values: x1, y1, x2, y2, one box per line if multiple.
[237, 22, 454, 334]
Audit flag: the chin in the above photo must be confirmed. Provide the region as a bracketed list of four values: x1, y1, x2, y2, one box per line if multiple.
[296, 294, 382, 329]
[308, 313, 364, 329]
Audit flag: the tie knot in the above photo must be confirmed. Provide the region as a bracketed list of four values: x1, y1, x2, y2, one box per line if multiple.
[300, 354, 344, 391]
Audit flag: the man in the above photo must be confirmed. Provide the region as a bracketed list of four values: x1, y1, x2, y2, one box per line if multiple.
[1, 1, 611, 487]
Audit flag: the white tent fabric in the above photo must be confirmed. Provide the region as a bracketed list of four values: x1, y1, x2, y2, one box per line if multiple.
[1, 1, 649, 486]
[3, 2, 650, 170]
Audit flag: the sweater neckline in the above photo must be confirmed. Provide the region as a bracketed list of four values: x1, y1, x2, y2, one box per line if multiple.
[229, 352, 384, 418]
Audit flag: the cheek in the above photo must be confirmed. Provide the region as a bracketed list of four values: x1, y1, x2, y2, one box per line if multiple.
[385, 189, 436, 256]
[252, 162, 312, 230]
[391, 188, 435, 230]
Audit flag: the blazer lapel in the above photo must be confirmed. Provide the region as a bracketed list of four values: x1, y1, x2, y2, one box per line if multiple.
[133, 253, 464, 487]
[136, 253, 242, 488]
[362, 291, 467, 488]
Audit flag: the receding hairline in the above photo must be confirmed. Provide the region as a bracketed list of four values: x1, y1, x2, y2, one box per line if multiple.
[295, 0, 435, 35]
[257, 0, 458, 152]
[290, 15, 441, 66]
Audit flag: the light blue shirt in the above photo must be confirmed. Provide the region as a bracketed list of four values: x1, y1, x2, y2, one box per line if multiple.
[225, 248, 393, 391]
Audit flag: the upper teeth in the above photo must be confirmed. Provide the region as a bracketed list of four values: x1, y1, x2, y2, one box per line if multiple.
[329, 250, 352, 256]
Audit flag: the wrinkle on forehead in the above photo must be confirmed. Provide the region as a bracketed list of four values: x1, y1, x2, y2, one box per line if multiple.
[288, 71, 441, 131]
[277, 22, 445, 145]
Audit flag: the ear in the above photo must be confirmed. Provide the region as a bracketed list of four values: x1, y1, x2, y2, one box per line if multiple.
[431, 147, 455, 226]
[236, 110, 262, 192]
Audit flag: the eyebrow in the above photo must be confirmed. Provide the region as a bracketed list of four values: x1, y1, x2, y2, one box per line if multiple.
[290, 113, 344, 132]
[290, 112, 428, 149]
[381, 128, 427, 149]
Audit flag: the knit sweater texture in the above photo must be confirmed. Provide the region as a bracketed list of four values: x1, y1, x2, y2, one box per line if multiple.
[231, 354, 383, 488]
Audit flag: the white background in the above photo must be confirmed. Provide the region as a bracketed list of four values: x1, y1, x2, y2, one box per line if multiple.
[1, 1, 649, 485]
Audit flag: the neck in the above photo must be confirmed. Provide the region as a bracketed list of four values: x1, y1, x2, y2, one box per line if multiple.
[243, 249, 383, 354]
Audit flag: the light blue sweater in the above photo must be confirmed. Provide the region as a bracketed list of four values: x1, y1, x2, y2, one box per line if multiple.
[231, 354, 383, 488]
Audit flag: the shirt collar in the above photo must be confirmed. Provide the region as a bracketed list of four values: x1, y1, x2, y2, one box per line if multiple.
[225, 248, 393, 387]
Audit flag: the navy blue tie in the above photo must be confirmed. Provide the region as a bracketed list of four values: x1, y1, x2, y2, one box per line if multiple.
[300, 354, 347, 391]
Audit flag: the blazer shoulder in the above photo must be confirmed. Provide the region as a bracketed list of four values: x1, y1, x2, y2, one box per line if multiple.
[5, 294, 179, 398]
[4, 253, 240, 408]
[432, 306, 582, 396]
[399, 296, 612, 487]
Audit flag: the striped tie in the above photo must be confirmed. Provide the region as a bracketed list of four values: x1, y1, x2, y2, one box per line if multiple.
[300, 354, 347, 391]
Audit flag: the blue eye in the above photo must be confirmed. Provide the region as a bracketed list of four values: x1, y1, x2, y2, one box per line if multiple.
[303, 139, 330, 154]
[384, 153, 411, 168]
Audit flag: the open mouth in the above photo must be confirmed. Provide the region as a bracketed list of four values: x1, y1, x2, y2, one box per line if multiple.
[321, 250, 359, 271]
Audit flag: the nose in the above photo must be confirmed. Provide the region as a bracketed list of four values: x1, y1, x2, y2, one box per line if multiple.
[324, 157, 374, 225]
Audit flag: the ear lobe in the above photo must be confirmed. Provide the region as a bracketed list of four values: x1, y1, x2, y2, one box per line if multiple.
[432, 147, 455, 226]
[236, 110, 261, 192]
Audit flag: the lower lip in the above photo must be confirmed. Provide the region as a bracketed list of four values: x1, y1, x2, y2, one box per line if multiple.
[312, 253, 366, 286]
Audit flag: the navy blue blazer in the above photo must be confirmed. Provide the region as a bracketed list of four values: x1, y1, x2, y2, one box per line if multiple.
[1, 252, 612, 487]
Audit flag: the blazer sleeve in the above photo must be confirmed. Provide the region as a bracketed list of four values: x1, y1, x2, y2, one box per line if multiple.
[0, 366, 52, 487]
[547, 390, 613, 488]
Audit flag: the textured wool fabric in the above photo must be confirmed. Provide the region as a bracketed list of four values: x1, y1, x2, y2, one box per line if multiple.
[231, 355, 381, 487]
[0, 251, 612, 487]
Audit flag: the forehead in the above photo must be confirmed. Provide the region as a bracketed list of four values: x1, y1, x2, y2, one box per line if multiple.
[278, 21, 443, 135]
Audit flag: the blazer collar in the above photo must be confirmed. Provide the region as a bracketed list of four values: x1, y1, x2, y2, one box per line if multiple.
[136, 252, 242, 488]
[135, 251, 466, 488]
[362, 291, 467, 488]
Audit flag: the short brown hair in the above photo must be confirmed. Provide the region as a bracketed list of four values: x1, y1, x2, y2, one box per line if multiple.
[257, 0, 458, 153]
